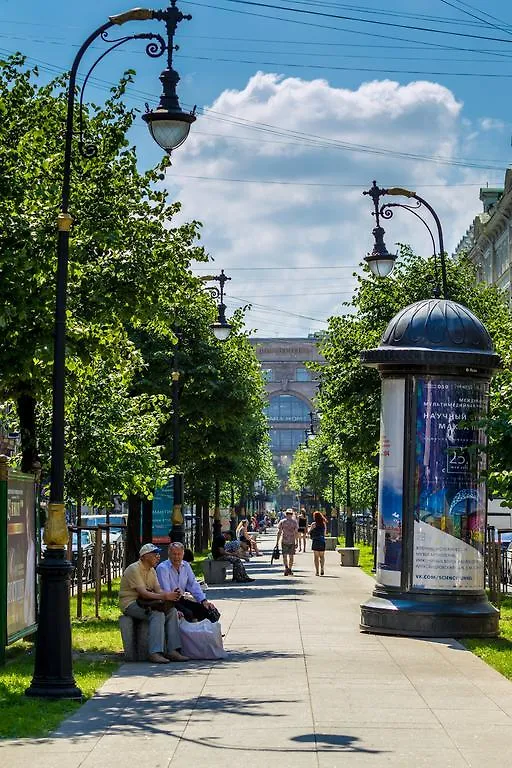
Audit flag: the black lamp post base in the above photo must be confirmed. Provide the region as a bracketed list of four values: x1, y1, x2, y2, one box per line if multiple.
[25, 551, 82, 700]
[360, 587, 499, 638]
[170, 524, 184, 543]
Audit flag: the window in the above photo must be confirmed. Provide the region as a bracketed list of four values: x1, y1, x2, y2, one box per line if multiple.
[264, 394, 310, 423]
[494, 232, 509, 279]
[270, 429, 304, 451]
[295, 367, 312, 382]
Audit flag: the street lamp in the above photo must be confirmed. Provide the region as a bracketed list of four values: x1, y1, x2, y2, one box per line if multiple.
[170, 271, 233, 542]
[26, 3, 195, 700]
[202, 269, 233, 341]
[363, 180, 448, 297]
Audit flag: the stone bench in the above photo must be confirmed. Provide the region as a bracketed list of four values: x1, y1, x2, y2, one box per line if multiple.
[336, 547, 360, 567]
[119, 614, 149, 661]
[201, 558, 233, 584]
[324, 536, 338, 551]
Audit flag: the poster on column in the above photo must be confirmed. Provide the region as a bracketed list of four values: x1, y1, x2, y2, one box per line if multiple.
[376, 378, 405, 588]
[412, 378, 488, 591]
[7, 473, 37, 640]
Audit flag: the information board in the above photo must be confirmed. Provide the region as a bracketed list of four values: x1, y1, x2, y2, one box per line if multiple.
[7, 472, 37, 640]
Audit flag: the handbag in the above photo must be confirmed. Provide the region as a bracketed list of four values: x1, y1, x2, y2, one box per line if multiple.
[204, 604, 221, 623]
[271, 544, 280, 563]
[136, 598, 174, 614]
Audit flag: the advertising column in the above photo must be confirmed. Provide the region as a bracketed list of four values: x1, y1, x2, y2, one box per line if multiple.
[376, 378, 405, 588]
[412, 378, 488, 591]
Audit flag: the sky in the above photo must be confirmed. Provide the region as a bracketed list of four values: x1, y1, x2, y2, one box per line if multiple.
[3, 0, 512, 336]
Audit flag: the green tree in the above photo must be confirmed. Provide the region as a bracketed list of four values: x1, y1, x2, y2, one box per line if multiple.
[0, 55, 205, 489]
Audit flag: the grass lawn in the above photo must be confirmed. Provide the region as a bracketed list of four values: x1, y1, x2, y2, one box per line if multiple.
[462, 597, 512, 679]
[0, 583, 123, 739]
[338, 536, 375, 577]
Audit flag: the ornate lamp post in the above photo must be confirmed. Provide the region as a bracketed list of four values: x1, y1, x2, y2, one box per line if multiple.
[26, 3, 195, 700]
[363, 180, 448, 297]
[170, 271, 233, 542]
[202, 269, 233, 341]
[359, 181, 500, 637]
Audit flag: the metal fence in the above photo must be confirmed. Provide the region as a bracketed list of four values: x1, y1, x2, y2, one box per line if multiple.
[485, 526, 512, 606]
[65, 525, 126, 618]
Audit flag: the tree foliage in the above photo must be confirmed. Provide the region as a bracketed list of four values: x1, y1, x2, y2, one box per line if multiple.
[0, 54, 273, 508]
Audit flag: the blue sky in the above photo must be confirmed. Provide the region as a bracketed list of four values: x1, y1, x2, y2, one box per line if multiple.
[3, 1, 512, 335]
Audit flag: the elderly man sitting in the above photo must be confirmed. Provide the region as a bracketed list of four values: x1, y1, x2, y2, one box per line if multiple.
[157, 541, 218, 622]
[119, 543, 189, 664]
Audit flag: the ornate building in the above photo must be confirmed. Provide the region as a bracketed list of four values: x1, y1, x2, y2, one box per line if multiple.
[250, 337, 323, 508]
[453, 170, 512, 297]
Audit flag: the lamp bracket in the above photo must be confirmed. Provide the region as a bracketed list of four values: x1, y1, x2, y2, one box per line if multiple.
[78, 31, 166, 159]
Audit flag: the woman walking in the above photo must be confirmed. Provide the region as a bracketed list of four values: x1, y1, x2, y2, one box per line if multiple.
[309, 511, 327, 575]
[297, 508, 308, 552]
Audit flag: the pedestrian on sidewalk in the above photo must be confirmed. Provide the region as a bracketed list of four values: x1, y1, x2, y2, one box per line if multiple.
[119, 543, 189, 664]
[309, 511, 327, 575]
[297, 508, 308, 552]
[276, 508, 298, 576]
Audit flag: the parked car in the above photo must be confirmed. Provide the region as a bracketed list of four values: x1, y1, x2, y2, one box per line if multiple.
[494, 530, 512, 553]
[82, 514, 127, 543]
[40, 529, 94, 561]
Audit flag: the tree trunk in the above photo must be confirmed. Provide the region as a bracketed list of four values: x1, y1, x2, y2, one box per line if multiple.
[16, 391, 39, 474]
[194, 496, 203, 553]
[142, 496, 153, 544]
[201, 497, 210, 550]
[126, 493, 141, 566]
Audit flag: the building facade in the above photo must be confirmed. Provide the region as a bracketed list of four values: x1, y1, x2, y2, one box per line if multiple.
[250, 337, 323, 508]
[453, 170, 512, 297]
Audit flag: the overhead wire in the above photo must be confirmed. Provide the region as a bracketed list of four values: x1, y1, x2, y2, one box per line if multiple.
[184, 0, 512, 55]
[436, 0, 512, 38]
[187, 0, 512, 43]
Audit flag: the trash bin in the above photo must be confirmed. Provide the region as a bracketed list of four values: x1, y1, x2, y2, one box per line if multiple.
[339, 547, 360, 567]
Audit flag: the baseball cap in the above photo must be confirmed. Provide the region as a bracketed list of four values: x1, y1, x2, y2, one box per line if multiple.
[285, 509, 293, 515]
[139, 543, 160, 557]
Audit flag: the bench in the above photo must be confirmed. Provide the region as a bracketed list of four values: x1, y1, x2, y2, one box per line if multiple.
[201, 558, 233, 584]
[336, 547, 360, 567]
[119, 614, 149, 661]
[324, 536, 338, 551]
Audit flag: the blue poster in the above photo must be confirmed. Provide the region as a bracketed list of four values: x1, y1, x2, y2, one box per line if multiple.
[152, 482, 173, 542]
[412, 378, 488, 590]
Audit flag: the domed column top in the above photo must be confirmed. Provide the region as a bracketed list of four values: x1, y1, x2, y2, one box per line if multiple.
[361, 299, 500, 372]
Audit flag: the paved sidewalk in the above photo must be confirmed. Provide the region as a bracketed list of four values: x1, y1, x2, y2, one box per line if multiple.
[2, 533, 512, 767]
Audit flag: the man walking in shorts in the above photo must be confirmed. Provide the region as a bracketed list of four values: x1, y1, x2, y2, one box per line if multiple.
[276, 509, 298, 576]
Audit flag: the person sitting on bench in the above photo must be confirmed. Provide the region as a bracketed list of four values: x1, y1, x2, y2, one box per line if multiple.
[119, 543, 189, 664]
[157, 542, 217, 622]
[212, 531, 255, 583]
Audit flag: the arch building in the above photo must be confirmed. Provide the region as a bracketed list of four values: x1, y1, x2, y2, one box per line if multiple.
[250, 337, 324, 509]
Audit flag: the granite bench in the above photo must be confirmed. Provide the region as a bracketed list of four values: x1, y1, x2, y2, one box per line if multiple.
[119, 614, 149, 661]
[201, 558, 234, 585]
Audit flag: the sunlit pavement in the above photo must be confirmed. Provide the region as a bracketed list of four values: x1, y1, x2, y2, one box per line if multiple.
[3, 531, 512, 767]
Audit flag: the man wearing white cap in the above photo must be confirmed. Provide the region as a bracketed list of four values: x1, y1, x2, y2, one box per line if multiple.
[119, 543, 188, 664]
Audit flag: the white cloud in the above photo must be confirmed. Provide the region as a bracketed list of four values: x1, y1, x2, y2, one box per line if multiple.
[479, 117, 506, 131]
[165, 72, 502, 337]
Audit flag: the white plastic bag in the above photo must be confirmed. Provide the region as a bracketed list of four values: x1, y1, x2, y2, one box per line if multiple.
[178, 618, 227, 659]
